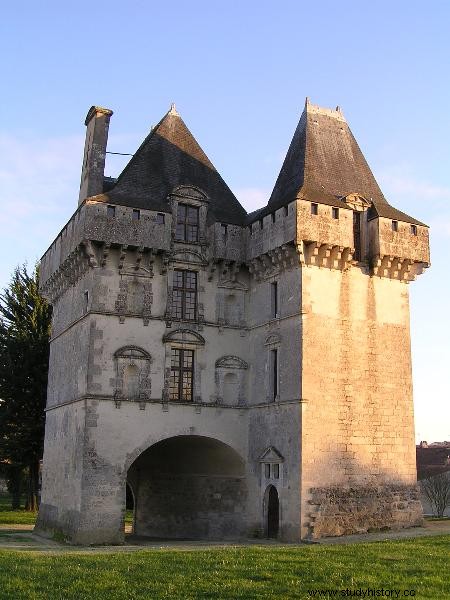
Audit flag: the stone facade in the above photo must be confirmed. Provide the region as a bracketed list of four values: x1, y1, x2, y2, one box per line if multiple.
[36, 101, 429, 544]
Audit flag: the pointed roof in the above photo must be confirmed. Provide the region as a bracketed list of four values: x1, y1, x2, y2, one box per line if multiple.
[98, 106, 247, 225]
[266, 99, 425, 225]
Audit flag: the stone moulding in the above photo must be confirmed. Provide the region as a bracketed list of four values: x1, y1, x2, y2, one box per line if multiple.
[215, 355, 249, 369]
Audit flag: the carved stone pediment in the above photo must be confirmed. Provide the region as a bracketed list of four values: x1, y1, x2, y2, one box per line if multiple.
[259, 446, 284, 463]
[169, 185, 209, 203]
[342, 193, 371, 212]
[114, 346, 151, 360]
[264, 334, 281, 346]
[171, 249, 207, 266]
[215, 355, 249, 370]
[217, 279, 248, 291]
[162, 328, 205, 346]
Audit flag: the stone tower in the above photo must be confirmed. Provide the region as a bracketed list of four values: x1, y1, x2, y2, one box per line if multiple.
[36, 100, 430, 544]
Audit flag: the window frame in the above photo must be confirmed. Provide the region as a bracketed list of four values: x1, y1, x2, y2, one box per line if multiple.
[169, 347, 194, 402]
[332, 207, 339, 219]
[172, 269, 198, 321]
[175, 203, 199, 242]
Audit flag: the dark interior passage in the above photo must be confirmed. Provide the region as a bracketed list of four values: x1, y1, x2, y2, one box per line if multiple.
[127, 435, 247, 540]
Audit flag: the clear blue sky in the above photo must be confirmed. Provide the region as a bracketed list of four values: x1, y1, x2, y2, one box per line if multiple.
[1, 0, 449, 441]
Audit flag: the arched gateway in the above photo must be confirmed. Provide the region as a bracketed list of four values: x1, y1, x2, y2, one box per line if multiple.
[126, 436, 247, 540]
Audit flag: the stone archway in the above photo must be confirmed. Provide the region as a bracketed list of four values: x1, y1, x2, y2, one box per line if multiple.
[126, 435, 247, 540]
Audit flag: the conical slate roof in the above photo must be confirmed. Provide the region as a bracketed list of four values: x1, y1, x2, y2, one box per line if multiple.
[266, 100, 425, 225]
[100, 105, 247, 225]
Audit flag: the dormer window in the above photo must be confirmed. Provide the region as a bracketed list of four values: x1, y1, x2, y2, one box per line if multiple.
[176, 204, 199, 242]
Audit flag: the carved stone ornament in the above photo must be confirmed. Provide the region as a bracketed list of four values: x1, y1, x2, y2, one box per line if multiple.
[215, 355, 249, 369]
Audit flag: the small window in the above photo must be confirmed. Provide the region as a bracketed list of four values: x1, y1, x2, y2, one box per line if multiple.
[273, 464, 280, 479]
[411, 224, 417, 236]
[221, 223, 228, 237]
[284, 206, 288, 216]
[271, 212, 276, 223]
[311, 203, 318, 216]
[271, 281, 278, 319]
[132, 209, 140, 221]
[156, 213, 165, 225]
[392, 220, 398, 232]
[332, 207, 339, 219]
[107, 205, 116, 218]
[83, 291, 89, 313]
[259, 218, 264, 229]
[265, 464, 271, 479]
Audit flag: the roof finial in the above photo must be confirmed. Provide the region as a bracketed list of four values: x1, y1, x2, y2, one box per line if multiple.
[169, 102, 179, 116]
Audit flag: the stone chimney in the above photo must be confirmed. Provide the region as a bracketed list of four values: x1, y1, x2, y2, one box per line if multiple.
[78, 106, 113, 205]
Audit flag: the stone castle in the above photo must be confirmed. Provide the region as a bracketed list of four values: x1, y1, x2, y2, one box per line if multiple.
[36, 100, 430, 544]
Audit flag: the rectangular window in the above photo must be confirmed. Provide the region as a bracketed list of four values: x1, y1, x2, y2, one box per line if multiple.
[353, 211, 361, 262]
[172, 270, 197, 320]
[411, 224, 417, 236]
[156, 212, 165, 224]
[311, 203, 318, 215]
[221, 223, 228, 238]
[392, 220, 398, 232]
[271, 281, 278, 318]
[284, 206, 288, 216]
[176, 203, 199, 242]
[271, 212, 276, 223]
[271, 348, 278, 401]
[273, 464, 280, 479]
[169, 348, 194, 402]
[265, 463, 271, 479]
[259, 218, 264, 229]
[132, 209, 140, 221]
[332, 207, 339, 219]
[83, 291, 89, 314]
[107, 205, 116, 218]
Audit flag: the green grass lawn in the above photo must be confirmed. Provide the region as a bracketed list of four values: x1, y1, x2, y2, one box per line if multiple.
[0, 494, 37, 525]
[0, 537, 449, 599]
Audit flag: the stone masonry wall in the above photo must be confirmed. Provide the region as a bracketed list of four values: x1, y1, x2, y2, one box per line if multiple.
[300, 265, 422, 538]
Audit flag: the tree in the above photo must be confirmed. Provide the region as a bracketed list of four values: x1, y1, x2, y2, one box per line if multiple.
[0, 264, 51, 510]
[421, 473, 450, 518]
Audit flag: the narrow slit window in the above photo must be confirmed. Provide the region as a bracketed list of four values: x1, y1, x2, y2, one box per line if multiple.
[271, 212, 276, 223]
[271, 281, 278, 318]
[221, 224, 228, 238]
[259, 218, 264, 229]
[311, 203, 318, 216]
[83, 291, 89, 314]
[273, 464, 280, 479]
[284, 206, 288, 216]
[265, 463, 271, 479]
[271, 348, 278, 401]
[332, 207, 339, 219]
[392, 220, 398, 232]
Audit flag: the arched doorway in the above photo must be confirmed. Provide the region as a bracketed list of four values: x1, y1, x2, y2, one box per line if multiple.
[126, 436, 246, 540]
[266, 485, 279, 538]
